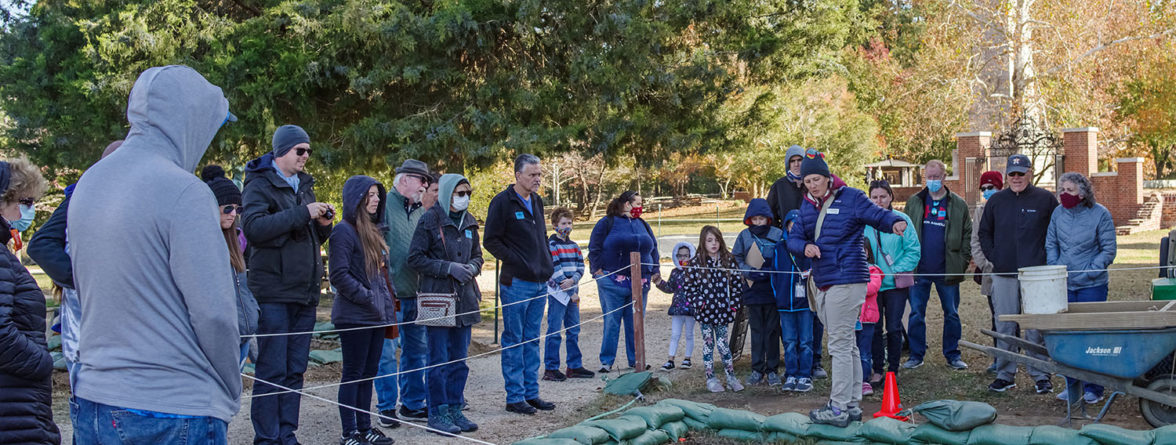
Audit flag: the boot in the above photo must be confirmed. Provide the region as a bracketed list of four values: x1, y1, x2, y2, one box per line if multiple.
[426, 405, 461, 436]
[449, 404, 479, 432]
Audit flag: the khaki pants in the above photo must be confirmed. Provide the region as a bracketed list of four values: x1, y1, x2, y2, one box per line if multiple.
[812, 283, 867, 409]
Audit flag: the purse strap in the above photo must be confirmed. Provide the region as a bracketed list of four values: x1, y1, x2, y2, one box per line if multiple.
[438, 224, 458, 295]
[813, 193, 835, 241]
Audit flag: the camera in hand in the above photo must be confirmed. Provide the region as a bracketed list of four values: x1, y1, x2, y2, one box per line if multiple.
[323, 207, 335, 220]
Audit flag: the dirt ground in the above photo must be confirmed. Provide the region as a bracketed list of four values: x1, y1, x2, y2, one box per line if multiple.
[49, 228, 1169, 444]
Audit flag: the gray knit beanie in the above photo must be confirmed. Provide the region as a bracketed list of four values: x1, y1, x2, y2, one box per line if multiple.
[272, 125, 310, 158]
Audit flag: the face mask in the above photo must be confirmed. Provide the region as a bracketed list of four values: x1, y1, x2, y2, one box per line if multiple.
[629, 206, 643, 219]
[451, 195, 470, 212]
[787, 171, 802, 182]
[1059, 192, 1081, 209]
[982, 189, 996, 200]
[555, 226, 572, 238]
[12, 204, 34, 232]
[926, 179, 942, 193]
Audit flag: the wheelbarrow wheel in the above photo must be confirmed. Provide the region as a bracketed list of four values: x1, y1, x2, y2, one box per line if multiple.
[1140, 375, 1176, 427]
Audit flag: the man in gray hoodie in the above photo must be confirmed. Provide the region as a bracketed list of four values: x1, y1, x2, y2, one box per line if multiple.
[68, 65, 241, 442]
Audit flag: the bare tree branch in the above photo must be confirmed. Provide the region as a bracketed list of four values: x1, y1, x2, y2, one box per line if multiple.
[1044, 27, 1176, 75]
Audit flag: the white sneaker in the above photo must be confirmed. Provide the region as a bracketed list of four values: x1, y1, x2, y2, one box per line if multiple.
[727, 375, 745, 392]
[707, 378, 725, 393]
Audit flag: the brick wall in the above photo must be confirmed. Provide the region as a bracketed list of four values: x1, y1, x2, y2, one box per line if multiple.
[1163, 192, 1176, 228]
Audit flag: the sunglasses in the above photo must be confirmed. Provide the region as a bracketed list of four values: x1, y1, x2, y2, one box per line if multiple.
[18, 197, 34, 206]
[295, 148, 312, 157]
[454, 190, 473, 198]
[1008, 172, 1026, 177]
[222, 205, 241, 214]
[980, 185, 996, 191]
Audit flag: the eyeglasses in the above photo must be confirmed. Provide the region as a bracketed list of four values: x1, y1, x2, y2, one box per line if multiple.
[675, 254, 691, 259]
[295, 148, 312, 157]
[1008, 172, 1026, 177]
[222, 205, 241, 215]
[454, 190, 473, 198]
[18, 197, 34, 206]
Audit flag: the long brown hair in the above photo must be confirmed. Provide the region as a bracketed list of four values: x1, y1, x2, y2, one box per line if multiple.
[355, 194, 388, 275]
[693, 225, 735, 267]
[223, 226, 245, 273]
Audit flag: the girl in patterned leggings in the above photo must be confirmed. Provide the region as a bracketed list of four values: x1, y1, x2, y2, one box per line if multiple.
[683, 225, 747, 393]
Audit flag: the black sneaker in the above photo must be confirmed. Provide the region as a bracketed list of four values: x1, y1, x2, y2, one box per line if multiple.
[376, 410, 400, 428]
[526, 398, 555, 411]
[340, 431, 366, 445]
[542, 369, 567, 381]
[567, 367, 596, 378]
[661, 360, 675, 371]
[988, 378, 1016, 392]
[361, 428, 395, 445]
[398, 405, 427, 420]
[506, 401, 536, 415]
[1035, 379, 1053, 394]
[680, 358, 693, 369]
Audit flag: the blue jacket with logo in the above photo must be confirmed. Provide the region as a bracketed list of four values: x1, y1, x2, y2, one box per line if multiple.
[787, 183, 902, 288]
[770, 211, 812, 311]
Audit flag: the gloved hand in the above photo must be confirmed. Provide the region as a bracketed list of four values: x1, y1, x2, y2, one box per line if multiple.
[464, 264, 479, 277]
[448, 262, 475, 283]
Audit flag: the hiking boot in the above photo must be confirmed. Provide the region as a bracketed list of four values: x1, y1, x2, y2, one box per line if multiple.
[1084, 391, 1105, 405]
[707, 378, 725, 393]
[767, 372, 782, 387]
[526, 398, 555, 411]
[988, 378, 1016, 392]
[505, 401, 536, 415]
[377, 410, 400, 428]
[661, 360, 675, 371]
[795, 378, 814, 392]
[567, 367, 596, 378]
[781, 377, 797, 392]
[948, 358, 969, 370]
[426, 406, 461, 436]
[361, 427, 395, 445]
[810, 402, 851, 428]
[399, 405, 427, 420]
[813, 365, 828, 379]
[902, 358, 924, 369]
[727, 375, 745, 392]
[1035, 379, 1054, 394]
[448, 405, 479, 432]
[542, 369, 567, 381]
[746, 371, 764, 385]
[862, 382, 874, 396]
[340, 431, 367, 445]
[681, 358, 693, 369]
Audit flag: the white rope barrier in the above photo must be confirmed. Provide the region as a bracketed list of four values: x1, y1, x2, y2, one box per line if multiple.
[644, 262, 1172, 277]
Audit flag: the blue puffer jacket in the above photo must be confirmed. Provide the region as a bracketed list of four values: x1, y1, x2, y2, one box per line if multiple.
[1046, 203, 1116, 290]
[771, 211, 812, 311]
[731, 199, 783, 305]
[787, 182, 902, 288]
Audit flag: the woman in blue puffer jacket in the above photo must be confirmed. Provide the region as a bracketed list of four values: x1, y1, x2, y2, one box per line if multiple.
[787, 149, 906, 427]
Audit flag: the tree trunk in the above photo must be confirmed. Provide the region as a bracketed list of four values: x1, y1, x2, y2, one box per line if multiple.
[589, 167, 607, 220]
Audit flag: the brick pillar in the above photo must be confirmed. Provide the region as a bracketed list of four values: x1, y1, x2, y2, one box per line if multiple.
[956, 132, 991, 206]
[1062, 127, 1098, 177]
[1115, 157, 1145, 224]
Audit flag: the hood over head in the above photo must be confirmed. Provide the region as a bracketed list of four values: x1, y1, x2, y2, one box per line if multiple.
[782, 210, 802, 240]
[743, 198, 773, 226]
[341, 175, 386, 225]
[123, 65, 231, 173]
[785, 145, 806, 164]
[437, 173, 470, 219]
[671, 241, 696, 269]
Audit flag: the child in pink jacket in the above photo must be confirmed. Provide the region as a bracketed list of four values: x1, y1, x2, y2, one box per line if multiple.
[857, 237, 883, 396]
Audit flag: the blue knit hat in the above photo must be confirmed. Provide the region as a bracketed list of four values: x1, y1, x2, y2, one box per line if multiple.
[800, 148, 831, 178]
[272, 125, 310, 157]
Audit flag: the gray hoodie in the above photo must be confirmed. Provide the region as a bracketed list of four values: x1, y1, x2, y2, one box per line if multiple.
[67, 66, 242, 421]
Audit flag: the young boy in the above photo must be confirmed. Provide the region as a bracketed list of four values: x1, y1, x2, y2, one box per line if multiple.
[772, 210, 814, 392]
[731, 198, 785, 386]
[543, 207, 596, 381]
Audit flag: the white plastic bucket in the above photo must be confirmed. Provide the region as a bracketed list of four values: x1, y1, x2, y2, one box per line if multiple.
[1019, 265, 1069, 314]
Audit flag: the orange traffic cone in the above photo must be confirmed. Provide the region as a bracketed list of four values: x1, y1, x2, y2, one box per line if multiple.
[873, 371, 909, 421]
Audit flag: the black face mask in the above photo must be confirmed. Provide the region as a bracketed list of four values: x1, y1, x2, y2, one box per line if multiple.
[749, 224, 771, 237]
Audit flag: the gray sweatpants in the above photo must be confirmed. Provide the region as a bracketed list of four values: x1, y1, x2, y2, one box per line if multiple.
[813, 283, 867, 409]
[991, 275, 1050, 383]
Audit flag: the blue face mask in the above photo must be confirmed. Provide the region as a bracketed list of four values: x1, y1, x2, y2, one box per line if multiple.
[12, 203, 34, 232]
[982, 189, 996, 200]
[926, 179, 943, 193]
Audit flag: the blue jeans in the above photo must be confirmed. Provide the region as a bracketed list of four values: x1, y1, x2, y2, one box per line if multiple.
[337, 325, 384, 435]
[73, 397, 227, 445]
[779, 310, 813, 379]
[908, 278, 962, 362]
[427, 325, 472, 416]
[544, 296, 583, 370]
[1065, 284, 1109, 397]
[251, 302, 316, 445]
[597, 277, 649, 367]
[398, 298, 428, 411]
[373, 337, 400, 412]
[857, 323, 875, 381]
[501, 279, 547, 403]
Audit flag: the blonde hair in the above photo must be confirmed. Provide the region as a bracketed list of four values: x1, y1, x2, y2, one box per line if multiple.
[3, 156, 47, 203]
[924, 159, 947, 176]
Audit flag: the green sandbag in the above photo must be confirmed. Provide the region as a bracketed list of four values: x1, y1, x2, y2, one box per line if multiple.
[767, 431, 799, 443]
[657, 399, 716, 422]
[682, 416, 709, 431]
[628, 429, 670, 445]
[911, 423, 972, 444]
[763, 412, 812, 436]
[966, 424, 1034, 445]
[805, 422, 863, 441]
[313, 321, 338, 339]
[707, 407, 767, 431]
[626, 405, 686, 429]
[47, 335, 61, 351]
[1030, 425, 1098, 445]
[857, 417, 917, 444]
[914, 400, 998, 431]
[547, 425, 612, 444]
[603, 371, 653, 396]
[51, 351, 66, 371]
[717, 428, 765, 442]
[659, 421, 689, 441]
[513, 438, 583, 445]
[308, 348, 343, 365]
[583, 415, 650, 441]
[1079, 424, 1157, 445]
[1154, 424, 1176, 445]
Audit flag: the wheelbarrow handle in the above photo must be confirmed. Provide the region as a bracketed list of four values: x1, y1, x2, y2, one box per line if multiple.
[979, 329, 1050, 357]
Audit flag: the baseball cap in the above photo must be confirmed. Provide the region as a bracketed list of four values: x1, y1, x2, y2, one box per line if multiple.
[1006, 154, 1031, 174]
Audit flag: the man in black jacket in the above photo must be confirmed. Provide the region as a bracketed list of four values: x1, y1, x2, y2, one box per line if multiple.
[242, 125, 334, 445]
[978, 154, 1058, 395]
[483, 153, 556, 415]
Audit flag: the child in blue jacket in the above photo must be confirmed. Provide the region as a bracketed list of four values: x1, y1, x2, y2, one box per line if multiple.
[771, 210, 814, 392]
[731, 198, 784, 386]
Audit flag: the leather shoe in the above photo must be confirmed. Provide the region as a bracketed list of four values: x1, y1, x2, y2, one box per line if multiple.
[526, 398, 555, 411]
[505, 401, 536, 415]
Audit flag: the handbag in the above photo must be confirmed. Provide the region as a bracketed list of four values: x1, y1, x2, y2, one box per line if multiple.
[417, 225, 459, 328]
[869, 230, 914, 288]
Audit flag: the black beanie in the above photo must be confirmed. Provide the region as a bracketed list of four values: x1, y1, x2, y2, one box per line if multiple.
[202, 165, 242, 206]
[799, 148, 831, 178]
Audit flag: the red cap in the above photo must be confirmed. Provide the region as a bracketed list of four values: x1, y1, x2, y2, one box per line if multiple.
[979, 171, 1003, 190]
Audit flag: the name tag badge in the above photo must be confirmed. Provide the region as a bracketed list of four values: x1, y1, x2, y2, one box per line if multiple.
[827, 208, 840, 215]
[515, 211, 525, 220]
[465, 230, 473, 239]
[795, 282, 806, 299]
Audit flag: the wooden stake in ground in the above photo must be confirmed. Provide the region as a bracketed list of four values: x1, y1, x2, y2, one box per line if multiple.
[630, 251, 646, 371]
